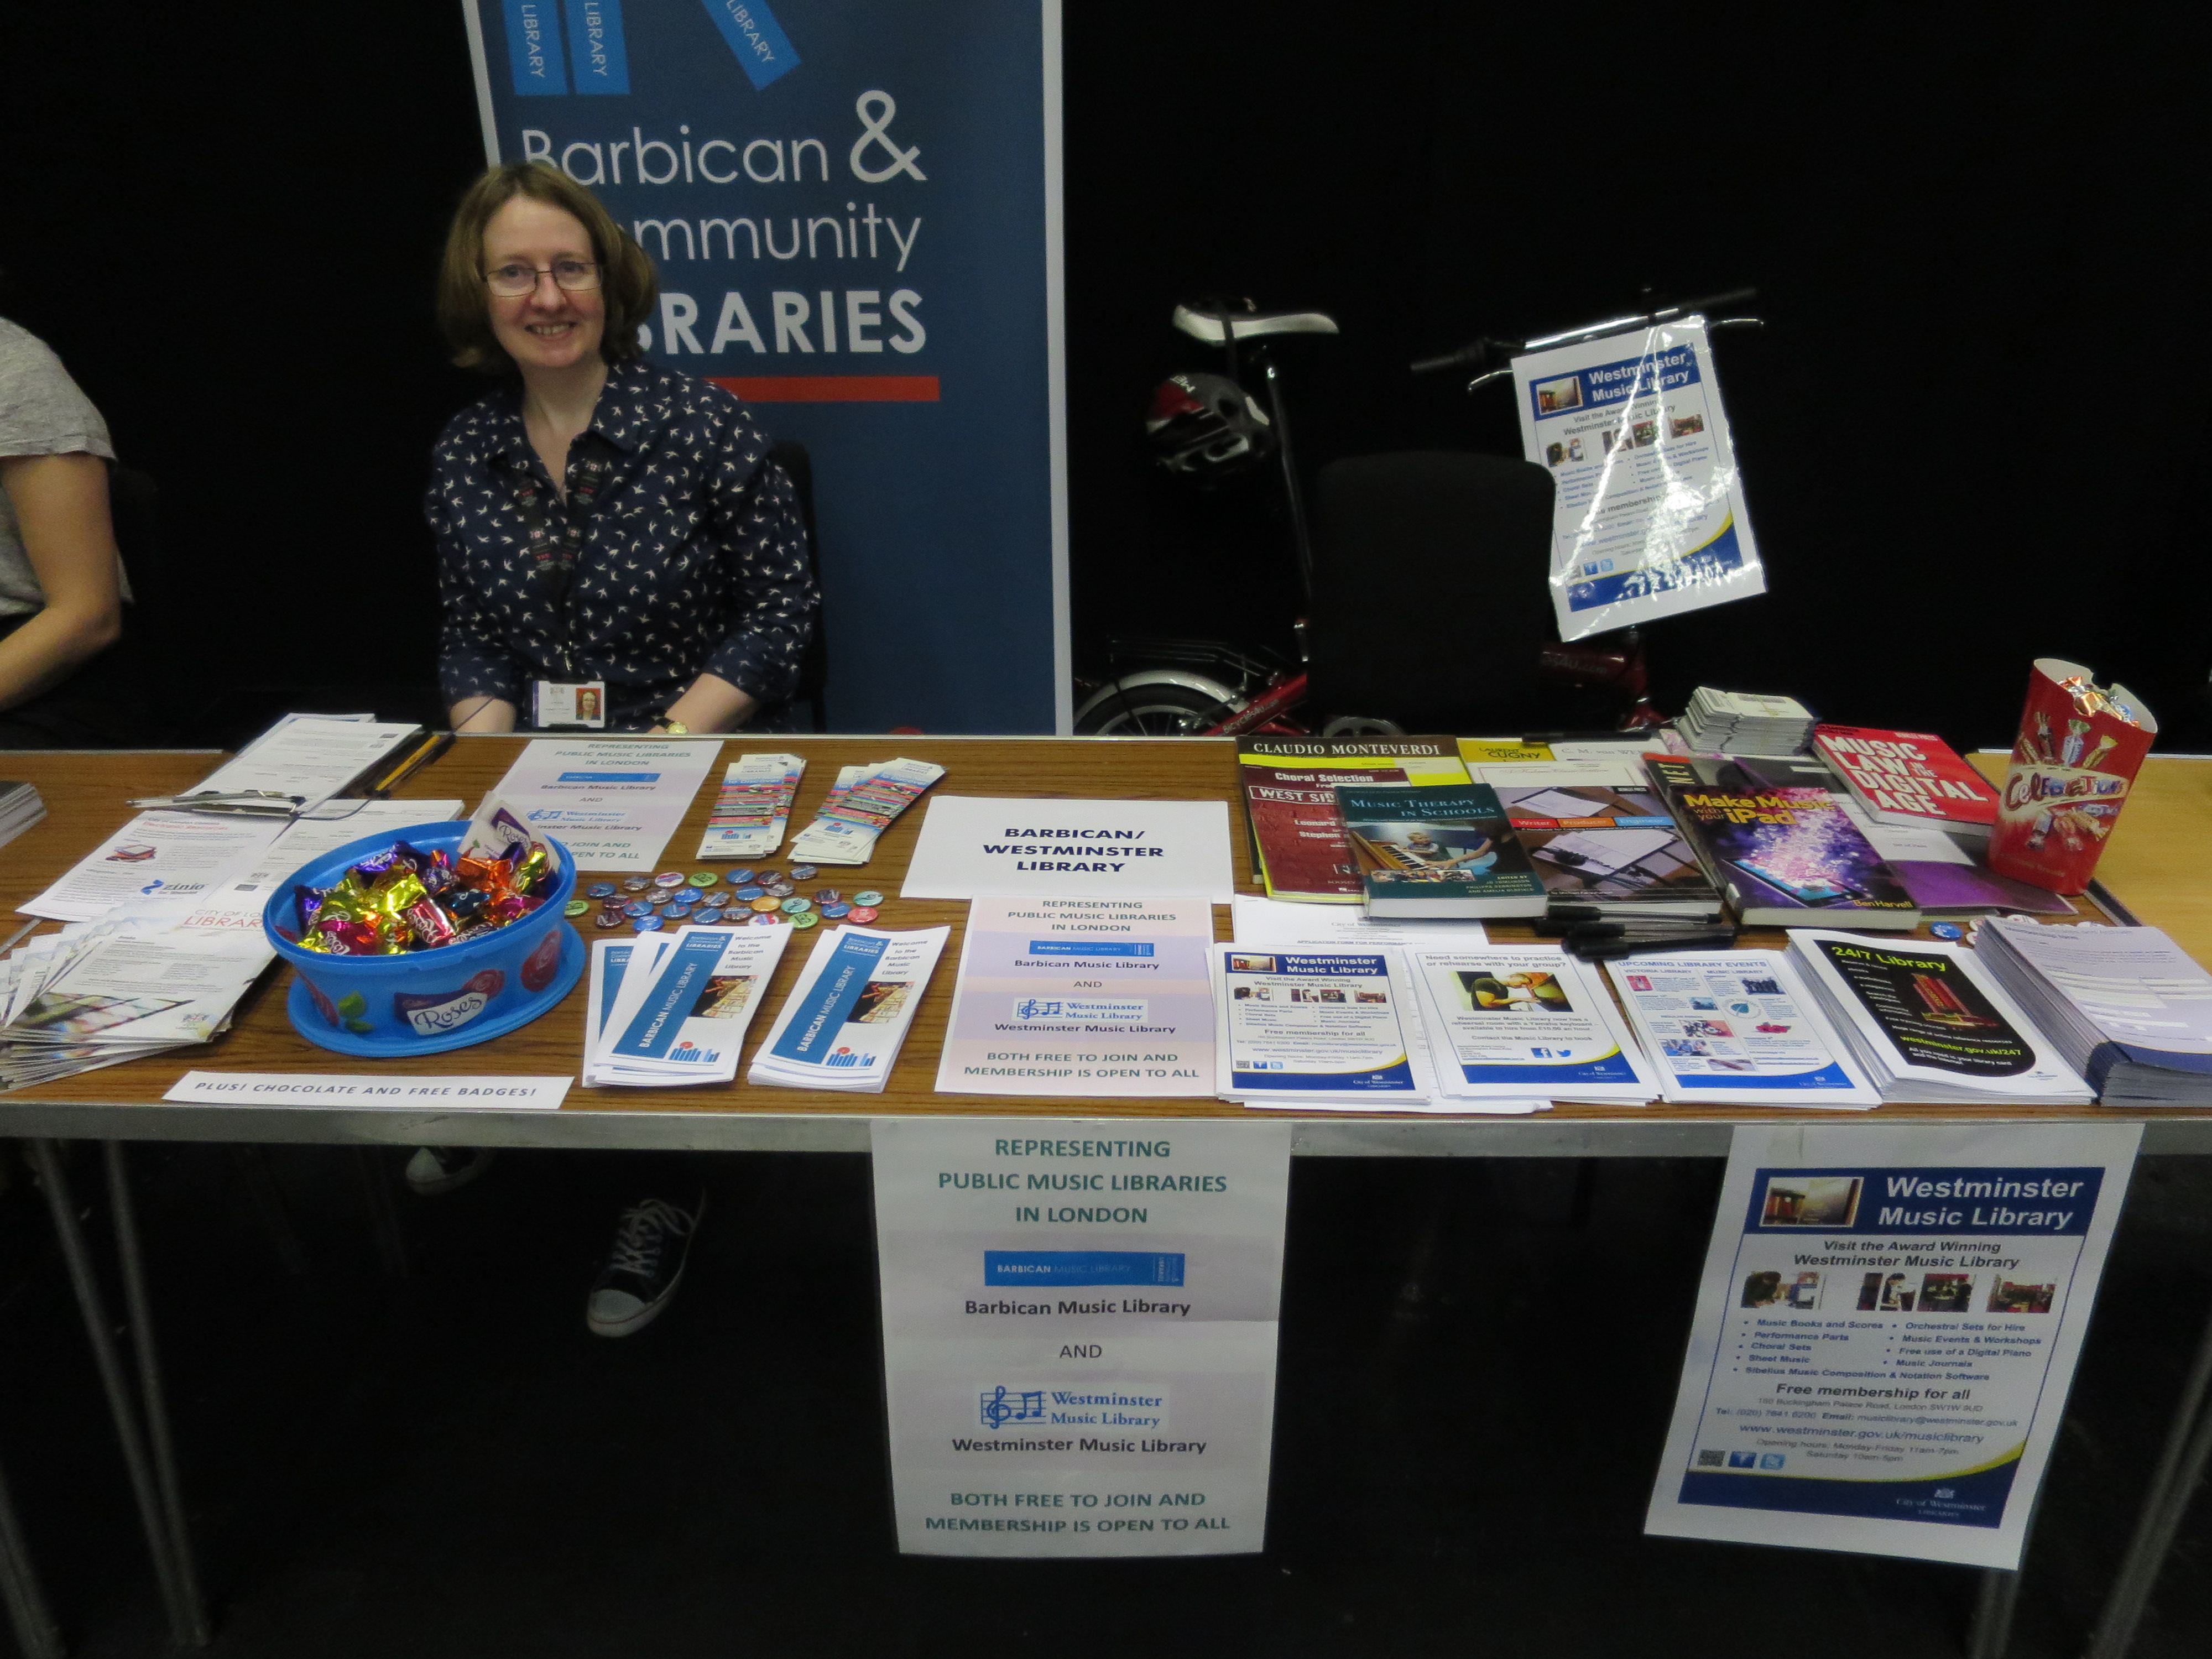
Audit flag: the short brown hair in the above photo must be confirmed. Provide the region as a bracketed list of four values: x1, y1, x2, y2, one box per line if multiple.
[436, 161, 658, 372]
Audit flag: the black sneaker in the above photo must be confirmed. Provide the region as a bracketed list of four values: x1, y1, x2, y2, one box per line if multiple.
[404, 1146, 498, 1196]
[586, 1196, 705, 1338]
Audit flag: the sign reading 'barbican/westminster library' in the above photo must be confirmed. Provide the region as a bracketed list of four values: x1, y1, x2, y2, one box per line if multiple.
[463, 0, 1068, 733]
[872, 1118, 1291, 1557]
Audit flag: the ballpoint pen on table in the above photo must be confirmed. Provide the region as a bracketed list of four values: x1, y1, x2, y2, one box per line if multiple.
[363, 732, 455, 799]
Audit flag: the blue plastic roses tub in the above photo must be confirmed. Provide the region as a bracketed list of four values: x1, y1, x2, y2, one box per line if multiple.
[262, 820, 583, 1057]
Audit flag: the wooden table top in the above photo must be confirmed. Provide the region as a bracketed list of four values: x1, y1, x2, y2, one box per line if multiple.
[2, 737, 2207, 1154]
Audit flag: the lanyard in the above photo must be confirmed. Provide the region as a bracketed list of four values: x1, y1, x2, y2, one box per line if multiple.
[506, 441, 617, 681]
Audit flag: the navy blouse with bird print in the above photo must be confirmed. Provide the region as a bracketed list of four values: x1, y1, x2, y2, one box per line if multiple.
[427, 358, 816, 729]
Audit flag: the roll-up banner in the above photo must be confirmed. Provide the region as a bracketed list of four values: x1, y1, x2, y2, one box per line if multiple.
[461, 1, 1069, 733]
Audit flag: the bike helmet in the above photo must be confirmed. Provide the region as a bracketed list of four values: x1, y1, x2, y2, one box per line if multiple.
[1145, 371, 1277, 479]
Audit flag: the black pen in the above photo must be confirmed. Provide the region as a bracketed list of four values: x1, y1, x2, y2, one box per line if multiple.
[365, 732, 455, 799]
[1544, 907, 1721, 929]
[1569, 928, 1739, 961]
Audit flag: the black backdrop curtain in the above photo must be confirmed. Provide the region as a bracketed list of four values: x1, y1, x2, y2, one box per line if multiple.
[6, 2, 2206, 745]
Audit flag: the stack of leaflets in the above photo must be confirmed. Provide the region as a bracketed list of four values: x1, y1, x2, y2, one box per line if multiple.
[787, 758, 945, 866]
[1335, 782, 1546, 920]
[1605, 950, 1880, 1108]
[1211, 944, 1454, 1110]
[1974, 917, 2212, 1104]
[1402, 945, 1657, 1107]
[1474, 758, 1721, 919]
[748, 924, 949, 1091]
[1, 797, 466, 1092]
[0, 780, 45, 851]
[1811, 724, 2000, 841]
[1678, 687, 1817, 756]
[585, 925, 792, 1086]
[695, 753, 806, 860]
[1784, 930, 2093, 1104]
[0, 920, 270, 1091]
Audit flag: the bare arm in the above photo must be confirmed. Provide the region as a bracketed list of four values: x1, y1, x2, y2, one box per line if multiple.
[659, 670, 757, 733]
[449, 694, 520, 733]
[0, 452, 124, 711]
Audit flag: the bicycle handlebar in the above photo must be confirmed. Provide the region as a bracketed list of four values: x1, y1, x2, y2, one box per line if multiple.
[1410, 287, 1760, 376]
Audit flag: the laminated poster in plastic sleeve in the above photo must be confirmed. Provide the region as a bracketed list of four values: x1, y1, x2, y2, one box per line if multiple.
[1511, 318, 1765, 641]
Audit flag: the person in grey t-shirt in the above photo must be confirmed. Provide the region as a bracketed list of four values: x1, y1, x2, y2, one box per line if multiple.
[0, 316, 128, 744]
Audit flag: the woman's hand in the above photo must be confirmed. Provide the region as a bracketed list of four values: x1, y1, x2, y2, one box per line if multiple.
[659, 672, 757, 734]
[0, 453, 124, 712]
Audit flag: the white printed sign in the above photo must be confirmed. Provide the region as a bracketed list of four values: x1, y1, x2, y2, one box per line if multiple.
[900, 797, 1235, 901]
[1646, 1123, 2139, 1568]
[873, 1117, 1290, 1556]
[164, 1072, 571, 1109]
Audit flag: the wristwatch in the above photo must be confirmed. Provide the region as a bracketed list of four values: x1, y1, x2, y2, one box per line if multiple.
[651, 717, 691, 735]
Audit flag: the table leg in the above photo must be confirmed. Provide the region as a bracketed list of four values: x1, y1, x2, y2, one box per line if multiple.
[0, 1455, 65, 1659]
[347, 1147, 410, 1283]
[2082, 1292, 2212, 1659]
[1966, 1568, 2021, 1659]
[104, 1144, 211, 1646]
[25, 1140, 201, 1649]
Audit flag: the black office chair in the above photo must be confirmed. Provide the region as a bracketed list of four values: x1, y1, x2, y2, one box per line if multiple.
[1305, 451, 1642, 734]
[768, 437, 830, 733]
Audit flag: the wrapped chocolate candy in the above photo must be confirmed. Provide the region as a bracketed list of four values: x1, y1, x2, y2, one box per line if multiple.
[289, 834, 560, 954]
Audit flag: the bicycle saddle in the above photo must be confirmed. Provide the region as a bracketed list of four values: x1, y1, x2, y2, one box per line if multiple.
[1173, 304, 1340, 344]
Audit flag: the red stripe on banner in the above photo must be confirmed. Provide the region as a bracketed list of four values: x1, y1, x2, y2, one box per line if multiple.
[707, 375, 941, 403]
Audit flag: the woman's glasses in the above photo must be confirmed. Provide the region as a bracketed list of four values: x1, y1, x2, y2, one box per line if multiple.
[484, 259, 601, 298]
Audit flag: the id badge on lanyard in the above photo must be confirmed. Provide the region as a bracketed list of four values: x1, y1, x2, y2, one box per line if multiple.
[534, 680, 608, 729]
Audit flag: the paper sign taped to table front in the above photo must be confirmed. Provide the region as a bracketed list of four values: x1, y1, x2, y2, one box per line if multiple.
[164, 1072, 571, 1109]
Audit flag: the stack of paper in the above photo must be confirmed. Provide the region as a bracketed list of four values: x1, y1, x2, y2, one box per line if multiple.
[1785, 930, 2092, 1105]
[1677, 687, 1817, 756]
[0, 920, 269, 1090]
[192, 712, 425, 813]
[1, 799, 468, 1093]
[1402, 945, 1656, 1109]
[787, 758, 944, 865]
[1211, 943, 1448, 1109]
[20, 810, 291, 924]
[1605, 950, 1880, 1108]
[748, 925, 950, 1091]
[695, 753, 806, 861]
[1230, 895, 1488, 952]
[1975, 919, 2212, 1104]
[586, 924, 792, 1086]
[0, 780, 45, 851]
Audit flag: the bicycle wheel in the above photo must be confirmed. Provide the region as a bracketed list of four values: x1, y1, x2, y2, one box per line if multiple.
[1073, 680, 1235, 736]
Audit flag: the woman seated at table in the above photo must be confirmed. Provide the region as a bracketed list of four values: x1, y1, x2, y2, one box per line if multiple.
[418, 163, 816, 1336]
[0, 315, 129, 747]
[429, 160, 816, 738]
